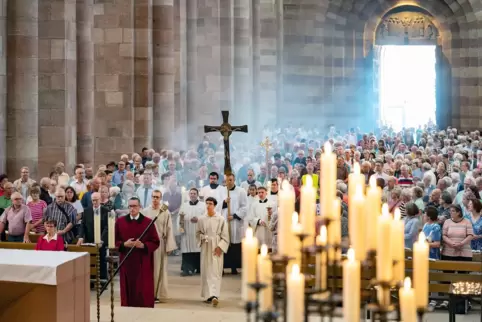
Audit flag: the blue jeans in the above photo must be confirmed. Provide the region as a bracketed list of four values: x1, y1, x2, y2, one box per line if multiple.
[8, 235, 23, 242]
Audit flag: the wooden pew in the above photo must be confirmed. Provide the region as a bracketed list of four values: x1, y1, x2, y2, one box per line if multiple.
[0, 242, 100, 282]
[5, 233, 41, 243]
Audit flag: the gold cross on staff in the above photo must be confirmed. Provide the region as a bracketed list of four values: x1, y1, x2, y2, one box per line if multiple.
[260, 136, 272, 163]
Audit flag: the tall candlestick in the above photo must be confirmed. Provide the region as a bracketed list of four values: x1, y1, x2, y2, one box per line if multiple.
[242, 227, 259, 302]
[392, 208, 405, 282]
[400, 277, 417, 322]
[365, 176, 382, 251]
[291, 212, 302, 268]
[349, 185, 367, 261]
[278, 180, 295, 254]
[258, 244, 273, 311]
[377, 204, 393, 308]
[320, 142, 336, 218]
[328, 199, 341, 261]
[315, 226, 327, 293]
[413, 232, 429, 309]
[287, 264, 304, 322]
[343, 248, 360, 322]
[300, 175, 316, 246]
[94, 209, 101, 244]
[348, 162, 365, 200]
[108, 210, 115, 248]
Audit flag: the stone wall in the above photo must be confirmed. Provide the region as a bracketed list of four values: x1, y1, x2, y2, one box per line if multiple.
[2, 0, 482, 178]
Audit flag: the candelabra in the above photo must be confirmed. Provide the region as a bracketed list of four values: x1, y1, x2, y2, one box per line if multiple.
[107, 249, 118, 322]
[96, 243, 102, 322]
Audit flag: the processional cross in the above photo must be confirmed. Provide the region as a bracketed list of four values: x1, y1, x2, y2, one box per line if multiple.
[260, 136, 273, 164]
[204, 110, 248, 176]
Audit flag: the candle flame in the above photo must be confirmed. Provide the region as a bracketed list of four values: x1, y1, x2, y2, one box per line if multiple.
[394, 208, 401, 221]
[347, 248, 355, 262]
[246, 227, 253, 239]
[382, 203, 389, 217]
[320, 225, 327, 244]
[353, 162, 360, 175]
[369, 176, 376, 189]
[305, 175, 313, 187]
[404, 277, 412, 290]
[261, 244, 268, 256]
[281, 180, 290, 191]
[324, 142, 332, 154]
[291, 212, 299, 226]
[418, 231, 426, 243]
[291, 264, 300, 276]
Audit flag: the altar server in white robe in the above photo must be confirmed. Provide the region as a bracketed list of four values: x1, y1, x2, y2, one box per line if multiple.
[267, 179, 280, 253]
[178, 188, 204, 276]
[196, 197, 230, 307]
[199, 172, 223, 213]
[144, 189, 177, 303]
[219, 173, 248, 274]
[248, 187, 273, 249]
[240, 169, 262, 191]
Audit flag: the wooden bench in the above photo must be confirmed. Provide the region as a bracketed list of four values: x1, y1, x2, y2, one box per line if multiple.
[0, 242, 100, 282]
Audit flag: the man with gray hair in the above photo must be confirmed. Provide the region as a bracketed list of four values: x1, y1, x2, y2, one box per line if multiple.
[43, 188, 76, 243]
[0, 192, 32, 242]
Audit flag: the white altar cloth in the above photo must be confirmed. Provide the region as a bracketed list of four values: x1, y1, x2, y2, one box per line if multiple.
[0, 249, 88, 285]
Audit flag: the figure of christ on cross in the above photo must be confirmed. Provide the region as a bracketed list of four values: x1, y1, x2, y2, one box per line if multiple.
[204, 110, 248, 176]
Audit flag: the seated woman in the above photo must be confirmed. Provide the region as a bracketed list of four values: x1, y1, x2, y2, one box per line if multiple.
[35, 219, 65, 251]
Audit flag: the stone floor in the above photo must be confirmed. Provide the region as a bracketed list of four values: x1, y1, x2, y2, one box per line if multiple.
[90, 256, 480, 322]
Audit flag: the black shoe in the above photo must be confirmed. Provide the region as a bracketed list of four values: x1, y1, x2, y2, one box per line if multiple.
[180, 271, 193, 277]
[155, 298, 161, 304]
[231, 269, 238, 275]
[204, 296, 215, 303]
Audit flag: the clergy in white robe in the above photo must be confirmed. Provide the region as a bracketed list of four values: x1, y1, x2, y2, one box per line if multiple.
[219, 174, 248, 273]
[199, 172, 223, 213]
[178, 188, 205, 275]
[143, 189, 177, 303]
[247, 187, 273, 249]
[267, 179, 280, 253]
[240, 169, 262, 191]
[196, 197, 229, 306]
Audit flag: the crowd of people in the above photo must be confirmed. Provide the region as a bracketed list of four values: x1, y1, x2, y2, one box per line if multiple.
[0, 121, 481, 309]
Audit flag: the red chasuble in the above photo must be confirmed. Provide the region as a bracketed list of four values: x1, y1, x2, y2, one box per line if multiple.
[115, 214, 160, 308]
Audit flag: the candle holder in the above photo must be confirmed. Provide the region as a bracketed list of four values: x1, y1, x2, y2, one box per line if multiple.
[269, 254, 294, 321]
[107, 249, 118, 322]
[416, 308, 426, 322]
[366, 279, 402, 322]
[96, 242, 103, 322]
[244, 282, 267, 322]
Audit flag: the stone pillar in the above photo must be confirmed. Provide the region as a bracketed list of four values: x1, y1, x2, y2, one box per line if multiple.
[233, 0, 253, 127]
[76, 0, 94, 167]
[185, 0, 198, 142]
[174, 0, 188, 148]
[6, 0, 39, 177]
[153, 0, 174, 150]
[219, 0, 234, 113]
[0, 0, 7, 174]
[251, 0, 260, 132]
[134, 0, 153, 151]
[38, 0, 77, 175]
[275, 0, 283, 126]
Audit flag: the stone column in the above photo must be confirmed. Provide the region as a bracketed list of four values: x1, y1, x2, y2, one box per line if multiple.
[6, 0, 39, 177]
[251, 0, 260, 132]
[38, 0, 77, 175]
[174, 0, 187, 148]
[0, 0, 7, 174]
[275, 0, 283, 126]
[219, 0, 234, 113]
[153, 0, 175, 150]
[134, 0, 153, 151]
[185, 0, 198, 142]
[76, 0, 94, 167]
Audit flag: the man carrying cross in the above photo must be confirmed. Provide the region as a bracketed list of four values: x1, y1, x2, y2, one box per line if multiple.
[204, 111, 249, 275]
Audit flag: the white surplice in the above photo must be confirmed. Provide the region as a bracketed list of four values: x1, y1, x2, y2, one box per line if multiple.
[200, 184, 223, 213]
[219, 186, 248, 244]
[248, 199, 273, 248]
[196, 213, 230, 298]
[144, 206, 177, 300]
[267, 192, 279, 252]
[178, 200, 205, 253]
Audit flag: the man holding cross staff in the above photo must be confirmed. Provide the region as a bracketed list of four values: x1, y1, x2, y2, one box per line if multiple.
[204, 111, 249, 275]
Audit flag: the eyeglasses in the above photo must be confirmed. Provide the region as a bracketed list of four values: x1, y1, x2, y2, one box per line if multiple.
[128, 205, 139, 208]
[13, 198, 22, 201]
[152, 196, 161, 199]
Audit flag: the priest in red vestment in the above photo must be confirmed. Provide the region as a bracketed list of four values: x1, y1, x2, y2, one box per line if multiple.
[115, 197, 160, 307]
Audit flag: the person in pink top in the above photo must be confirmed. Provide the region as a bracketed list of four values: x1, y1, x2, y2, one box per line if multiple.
[442, 204, 473, 261]
[35, 219, 65, 251]
[27, 184, 48, 234]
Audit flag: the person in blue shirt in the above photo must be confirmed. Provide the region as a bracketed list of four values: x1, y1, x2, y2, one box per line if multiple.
[422, 206, 441, 260]
[404, 202, 421, 249]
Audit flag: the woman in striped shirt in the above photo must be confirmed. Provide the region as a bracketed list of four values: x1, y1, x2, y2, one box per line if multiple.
[28, 184, 47, 234]
[441, 205, 474, 261]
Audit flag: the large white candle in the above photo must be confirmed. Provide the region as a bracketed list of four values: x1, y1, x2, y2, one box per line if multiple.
[400, 277, 417, 322]
[242, 227, 259, 302]
[348, 162, 365, 200]
[343, 248, 360, 322]
[320, 142, 336, 218]
[278, 180, 295, 254]
[94, 210, 101, 244]
[377, 204, 392, 282]
[350, 185, 367, 261]
[315, 226, 327, 291]
[391, 209, 405, 282]
[328, 199, 341, 261]
[287, 264, 305, 322]
[291, 212, 302, 268]
[108, 210, 116, 248]
[365, 177, 382, 251]
[300, 175, 316, 246]
[258, 244, 273, 311]
[413, 232, 429, 309]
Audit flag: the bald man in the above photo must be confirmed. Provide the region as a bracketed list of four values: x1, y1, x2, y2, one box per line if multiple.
[0, 192, 32, 242]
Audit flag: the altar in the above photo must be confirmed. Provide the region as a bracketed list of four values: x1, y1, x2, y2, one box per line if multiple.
[0, 249, 90, 322]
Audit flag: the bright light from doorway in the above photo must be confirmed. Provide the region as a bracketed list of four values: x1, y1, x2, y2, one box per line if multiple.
[379, 45, 436, 131]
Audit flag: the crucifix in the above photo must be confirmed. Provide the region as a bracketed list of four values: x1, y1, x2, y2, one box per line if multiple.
[260, 136, 273, 166]
[204, 110, 248, 176]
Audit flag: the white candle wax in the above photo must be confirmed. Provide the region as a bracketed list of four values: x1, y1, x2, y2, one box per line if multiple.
[278, 180, 295, 254]
[242, 227, 259, 302]
[267, 180, 272, 195]
[377, 204, 392, 282]
[400, 277, 417, 322]
[320, 142, 336, 218]
[365, 177, 382, 251]
[391, 209, 405, 282]
[108, 211, 116, 248]
[291, 212, 302, 268]
[350, 185, 366, 261]
[348, 162, 365, 200]
[413, 232, 429, 308]
[181, 186, 186, 204]
[343, 249, 360, 322]
[328, 199, 341, 261]
[287, 264, 305, 322]
[315, 226, 327, 291]
[300, 175, 316, 246]
[258, 244, 273, 311]
[94, 210, 101, 244]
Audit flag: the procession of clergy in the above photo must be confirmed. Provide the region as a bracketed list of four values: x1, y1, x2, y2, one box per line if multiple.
[123, 170, 276, 308]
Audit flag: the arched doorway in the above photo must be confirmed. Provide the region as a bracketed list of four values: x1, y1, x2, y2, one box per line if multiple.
[372, 6, 451, 131]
